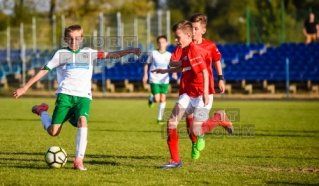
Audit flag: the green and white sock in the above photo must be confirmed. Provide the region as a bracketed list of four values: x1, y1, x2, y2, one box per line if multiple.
[158, 102, 166, 120]
[76, 127, 88, 159]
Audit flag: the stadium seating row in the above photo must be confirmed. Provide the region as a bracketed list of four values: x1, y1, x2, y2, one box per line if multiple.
[0, 42, 318, 85]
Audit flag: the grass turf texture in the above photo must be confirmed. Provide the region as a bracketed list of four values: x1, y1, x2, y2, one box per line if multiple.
[0, 98, 318, 185]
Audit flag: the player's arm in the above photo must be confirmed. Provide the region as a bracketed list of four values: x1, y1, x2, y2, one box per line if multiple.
[302, 27, 307, 37]
[103, 48, 141, 59]
[171, 72, 178, 80]
[169, 60, 182, 67]
[151, 66, 183, 74]
[143, 64, 149, 84]
[214, 60, 225, 94]
[143, 52, 153, 84]
[303, 21, 308, 36]
[202, 69, 209, 106]
[13, 68, 49, 98]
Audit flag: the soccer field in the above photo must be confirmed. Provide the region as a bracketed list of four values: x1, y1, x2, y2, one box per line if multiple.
[0, 98, 318, 185]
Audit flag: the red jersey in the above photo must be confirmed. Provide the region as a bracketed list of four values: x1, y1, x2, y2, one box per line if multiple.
[171, 38, 221, 95]
[175, 43, 211, 97]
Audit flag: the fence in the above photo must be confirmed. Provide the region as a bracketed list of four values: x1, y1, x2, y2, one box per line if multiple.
[0, 10, 171, 51]
[0, 6, 317, 52]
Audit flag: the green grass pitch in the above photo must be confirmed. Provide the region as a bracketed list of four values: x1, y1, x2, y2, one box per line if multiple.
[0, 98, 318, 185]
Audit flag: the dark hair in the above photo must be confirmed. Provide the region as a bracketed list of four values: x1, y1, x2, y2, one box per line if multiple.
[172, 20, 193, 34]
[64, 24, 83, 37]
[190, 13, 208, 27]
[156, 35, 167, 43]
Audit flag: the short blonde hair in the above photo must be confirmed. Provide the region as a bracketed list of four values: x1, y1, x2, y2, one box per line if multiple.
[190, 13, 207, 28]
[172, 20, 193, 34]
[64, 24, 83, 37]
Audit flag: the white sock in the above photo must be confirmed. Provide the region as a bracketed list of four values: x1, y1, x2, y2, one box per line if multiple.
[40, 111, 51, 130]
[149, 95, 154, 102]
[158, 102, 166, 120]
[76, 127, 88, 159]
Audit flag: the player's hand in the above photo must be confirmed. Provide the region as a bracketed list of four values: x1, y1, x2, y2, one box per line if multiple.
[142, 74, 148, 84]
[172, 73, 178, 80]
[131, 48, 142, 57]
[151, 69, 167, 74]
[13, 87, 27, 99]
[219, 80, 225, 94]
[203, 93, 209, 106]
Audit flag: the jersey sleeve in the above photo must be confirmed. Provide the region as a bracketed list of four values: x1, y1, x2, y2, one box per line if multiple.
[44, 51, 62, 70]
[96, 50, 105, 59]
[89, 48, 104, 60]
[170, 46, 182, 61]
[211, 45, 222, 62]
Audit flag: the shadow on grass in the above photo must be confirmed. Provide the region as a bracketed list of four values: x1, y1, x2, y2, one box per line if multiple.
[255, 133, 317, 137]
[86, 159, 120, 166]
[0, 157, 43, 162]
[0, 118, 39, 121]
[0, 151, 162, 167]
[86, 154, 162, 160]
[235, 155, 319, 161]
[0, 151, 162, 160]
[266, 181, 319, 185]
[255, 130, 318, 138]
[0, 152, 44, 156]
[91, 129, 163, 133]
[259, 130, 319, 134]
[10, 165, 49, 169]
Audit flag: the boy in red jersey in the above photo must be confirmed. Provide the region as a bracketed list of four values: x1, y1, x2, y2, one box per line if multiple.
[153, 20, 231, 169]
[170, 13, 230, 160]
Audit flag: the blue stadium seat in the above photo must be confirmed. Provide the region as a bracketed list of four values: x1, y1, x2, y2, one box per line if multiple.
[167, 44, 176, 53]
[0, 66, 6, 80]
[12, 64, 21, 75]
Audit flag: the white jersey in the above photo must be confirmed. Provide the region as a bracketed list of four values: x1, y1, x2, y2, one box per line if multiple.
[147, 50, 172, 84]
[45, 47, 99, 100]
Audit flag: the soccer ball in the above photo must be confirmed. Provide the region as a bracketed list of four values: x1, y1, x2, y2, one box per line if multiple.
[45, 146, 67, 168]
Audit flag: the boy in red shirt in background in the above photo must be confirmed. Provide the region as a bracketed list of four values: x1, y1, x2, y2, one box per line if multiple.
[170, 13, 229, 160]
[152, 20, 232, 169]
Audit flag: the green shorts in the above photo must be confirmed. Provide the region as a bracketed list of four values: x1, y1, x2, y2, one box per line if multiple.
[150, 83, 169, 95]
[51, 93, 91, 127]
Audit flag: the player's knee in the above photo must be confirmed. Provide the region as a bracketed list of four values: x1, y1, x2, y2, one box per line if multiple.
[77, 116, 87, 128]
[48, 129, 60, 137]
[47, 125, 60, 136]
[167, 120, 178, 128]
[154, 97, 160, 103]
[191, 124, 203, 136]
[160, 97, 166, 103]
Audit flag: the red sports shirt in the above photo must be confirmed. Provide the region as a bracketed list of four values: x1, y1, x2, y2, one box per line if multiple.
[171, 39, 221, 94]
[175, 43, 211, 97]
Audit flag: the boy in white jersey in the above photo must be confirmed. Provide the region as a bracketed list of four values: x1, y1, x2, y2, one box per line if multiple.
[13, 24, 141, 170]
[143, 35, 177, 124]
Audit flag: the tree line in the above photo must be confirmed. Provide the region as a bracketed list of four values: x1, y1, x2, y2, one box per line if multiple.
[0, 0, 318, 45]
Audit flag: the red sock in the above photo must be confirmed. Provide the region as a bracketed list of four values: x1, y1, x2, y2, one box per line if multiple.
[201, 113, 221, 134]
[167, 128, 180, 162]
[186, 117, 197, 143]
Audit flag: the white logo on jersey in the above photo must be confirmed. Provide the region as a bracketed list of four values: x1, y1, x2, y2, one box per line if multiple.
[183, 66, 191, 72]
[183, 56, 188, 60]
[189, 56, 201, 61]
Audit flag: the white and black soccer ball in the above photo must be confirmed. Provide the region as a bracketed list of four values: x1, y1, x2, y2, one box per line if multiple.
[45, 146, 67, 168]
